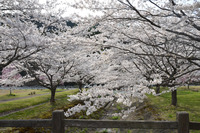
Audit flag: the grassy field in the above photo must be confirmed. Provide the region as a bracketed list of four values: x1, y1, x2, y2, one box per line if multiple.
[0, 89, 79, 120]
[0, 89, 79, 133]
[148, 86, 200, 132]
[0, 89, 79, 115]
[0, 88, 65, 101]
[0, 88, 106, 133]
[1, 86, 200, 132]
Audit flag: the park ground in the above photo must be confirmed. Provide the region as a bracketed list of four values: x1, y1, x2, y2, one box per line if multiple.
[0, 86, 200, 132]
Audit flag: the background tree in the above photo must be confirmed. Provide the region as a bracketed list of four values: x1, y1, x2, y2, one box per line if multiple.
[22, 36, 76, 103]
[0, 0, 47, 75]
[19, 22, 96, 103]
[0, 0, 75, 88]
[132, 38, 195, 106]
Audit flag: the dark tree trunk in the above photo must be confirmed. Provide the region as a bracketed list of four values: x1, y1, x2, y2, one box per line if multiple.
[156, 85, 160, 94]
[171, 90, 177, 106]
[50, 88, 56, 103]
[187, 83, 190, 89]
[78, 82, 83, 93]
[0, 66, 2, 75]
[10, 88, 12, 95]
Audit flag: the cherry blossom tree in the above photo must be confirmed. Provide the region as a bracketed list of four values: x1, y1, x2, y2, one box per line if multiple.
[20, 33, 77, 103]
[70, 64, 95, 93]
[176, 71, 200, 89]
[66, 0, 200, 107]
[66, 45, 98, 93]
[64, 45, 159, 118]
[68, 0, 200, 77]
[0, 0, 47, 74]
[132, 37, 196, 106]
[16, 21, 100, 103]
[0, 0, 70, 75]
[0, 0, 75, 88]
[113, 0, 200, 71]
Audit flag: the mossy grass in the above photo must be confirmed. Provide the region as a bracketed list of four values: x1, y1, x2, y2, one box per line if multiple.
[6, 93, 16, 96]
[111, 116, 120, 120]
[116, 103, 123, 111]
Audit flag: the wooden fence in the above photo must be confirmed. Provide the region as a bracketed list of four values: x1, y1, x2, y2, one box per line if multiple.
[0, 110, 200, 133]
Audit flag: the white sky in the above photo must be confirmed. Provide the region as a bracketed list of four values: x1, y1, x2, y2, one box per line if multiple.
[39, 0, 104, 17]
[39, 0, 200, 17]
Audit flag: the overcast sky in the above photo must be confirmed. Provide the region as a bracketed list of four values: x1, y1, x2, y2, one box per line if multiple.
[39, 0, 104, 17]
[38, 0, 200, 18]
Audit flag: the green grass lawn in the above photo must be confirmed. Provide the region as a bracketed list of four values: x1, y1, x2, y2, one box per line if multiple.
[0, 89, 79, 133]
[1, 86, 200, 132]
[0, 88, 65, 101]
[179, 85, 200, 91]
[0, 89, 78, 114]
[0, 89, 78, 120]
[148, 87, 200, 122]
[148, 86, 200, 132]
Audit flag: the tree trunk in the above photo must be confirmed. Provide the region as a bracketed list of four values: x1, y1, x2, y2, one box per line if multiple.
[171, 90, 177, 106]
[0, 66, 3, 75]
[187, 83, 190, 89]
[78, 82, 83, 93]
[156, 85, 160, 94]
[50, 88, 56, 103]
[10, 88, 12, 96]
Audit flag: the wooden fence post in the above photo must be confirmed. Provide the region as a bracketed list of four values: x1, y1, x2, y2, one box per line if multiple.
[177, 112, 189, 133]
[52, 110, 64, 133]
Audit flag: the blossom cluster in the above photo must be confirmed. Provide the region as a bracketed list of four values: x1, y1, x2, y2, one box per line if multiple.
[65, 84, 155, 118]
[65, 86, 115, 117]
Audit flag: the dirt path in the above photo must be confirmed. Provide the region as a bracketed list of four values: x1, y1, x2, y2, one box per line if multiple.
[0, 93, 50, 103]
[0, 102, 47, 117]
